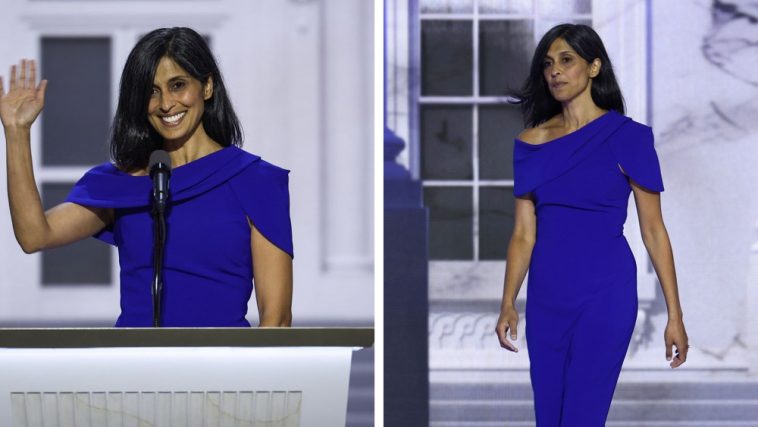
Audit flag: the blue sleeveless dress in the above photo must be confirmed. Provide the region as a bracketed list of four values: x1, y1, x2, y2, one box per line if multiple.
[513, 110, 664, 426]
[65, 146, 293, 327]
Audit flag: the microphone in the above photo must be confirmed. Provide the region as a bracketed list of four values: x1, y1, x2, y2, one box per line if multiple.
[149, 150, 172, 212]
[148, 150, 171, 327]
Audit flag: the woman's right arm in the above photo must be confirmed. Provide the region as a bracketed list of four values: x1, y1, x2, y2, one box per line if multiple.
[2, 60, 111, 254]
[495, 195, 537, 351]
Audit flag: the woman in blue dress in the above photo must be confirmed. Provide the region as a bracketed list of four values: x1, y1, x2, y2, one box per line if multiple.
[0, 27, 293, 327]
[494, 24, 689, 425]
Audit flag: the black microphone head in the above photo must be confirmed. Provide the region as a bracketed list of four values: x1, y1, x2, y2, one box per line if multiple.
[149, 150, 172, 176]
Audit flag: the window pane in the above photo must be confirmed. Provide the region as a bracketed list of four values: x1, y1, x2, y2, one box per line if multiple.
[479, 187, 514, 260]
[424, 187, 473, 260]
[420, 0, 473, 14]
[479, 0, 532, 14]
[421, 20, 473, 96]
[421, 105, 472, 180]
[538, 0, 590, 15]
[41, 183, 112, 285]
[479, 105, 522, 180]
[41, 37, 111, 166]
[479, 20, 534, 96]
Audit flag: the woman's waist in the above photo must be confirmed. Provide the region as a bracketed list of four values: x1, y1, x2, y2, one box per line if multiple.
[535, 222, 625, 240]
[533, 232, 629, 250]
[530, 236, 635, 270]
[119, 267, 253, 294]
[529, 239, 636, 279]
[535, 207, 626, 239]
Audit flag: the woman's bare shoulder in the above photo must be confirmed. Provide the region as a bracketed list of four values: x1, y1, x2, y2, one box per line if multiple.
[517, 115, 562, 145]
[517, 127, 549, 145]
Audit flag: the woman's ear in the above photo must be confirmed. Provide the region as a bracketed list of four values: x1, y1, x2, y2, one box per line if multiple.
[590, 59, 602, 78]
[204, 76, 213, 100]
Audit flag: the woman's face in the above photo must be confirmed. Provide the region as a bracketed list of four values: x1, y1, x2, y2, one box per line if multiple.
[147, 56, 212, 143]
[542, 37, 599, 103]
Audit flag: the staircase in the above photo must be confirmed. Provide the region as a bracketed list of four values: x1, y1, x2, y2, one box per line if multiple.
[430, 378, 758, 426]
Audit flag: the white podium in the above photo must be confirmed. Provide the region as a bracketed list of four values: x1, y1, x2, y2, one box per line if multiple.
[0, 327, 373, 427]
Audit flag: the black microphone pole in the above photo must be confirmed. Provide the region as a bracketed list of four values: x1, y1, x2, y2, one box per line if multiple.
[149, 150, 172, 327]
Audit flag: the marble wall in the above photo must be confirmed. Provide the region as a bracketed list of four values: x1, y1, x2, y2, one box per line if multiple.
[651, 0, 757, 368]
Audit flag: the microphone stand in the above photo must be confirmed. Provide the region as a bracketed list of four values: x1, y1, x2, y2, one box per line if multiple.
[152, 202, 167, 327]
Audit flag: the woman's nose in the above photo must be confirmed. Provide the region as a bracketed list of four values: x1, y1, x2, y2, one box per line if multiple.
[159, 94, 175, 112]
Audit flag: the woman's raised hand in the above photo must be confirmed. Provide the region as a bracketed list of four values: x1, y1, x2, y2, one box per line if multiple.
[0, 59, 48, 130]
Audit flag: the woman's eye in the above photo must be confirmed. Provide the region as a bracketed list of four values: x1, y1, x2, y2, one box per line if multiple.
[171, 81, 185, 90]
[562, 57, 572, 63]
[543, 61, 551, 68]
[151, 88, 159, 96]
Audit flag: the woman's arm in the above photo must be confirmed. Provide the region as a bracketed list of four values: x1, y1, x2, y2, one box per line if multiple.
[631, 178, 689, 368]
[251, 221, 293, 327]
[495, 194, 537, 352]
[2, 60, 111, 254]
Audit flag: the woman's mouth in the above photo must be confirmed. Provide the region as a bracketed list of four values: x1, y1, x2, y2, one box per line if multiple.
[160, 111, 186, 127]
[552, 82, 567, 89]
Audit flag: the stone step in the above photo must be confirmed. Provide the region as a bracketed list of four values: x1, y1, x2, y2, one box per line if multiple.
[430, 399, 758, 422]
[431, 422, 758, 427]
[431, 381, 758, 401]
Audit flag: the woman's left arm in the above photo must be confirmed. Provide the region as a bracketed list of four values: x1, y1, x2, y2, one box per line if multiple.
[251, 222, 293, 327]
[631, 179, 689, 368]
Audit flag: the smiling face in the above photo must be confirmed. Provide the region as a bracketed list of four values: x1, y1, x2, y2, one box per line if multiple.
[147, 56, 213, 144]
[542, 37, 600, 103]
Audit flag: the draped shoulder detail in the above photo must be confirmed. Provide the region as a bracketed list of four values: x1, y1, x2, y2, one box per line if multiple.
[227, 159, 294, 259]
[513, 110, 631, 197]
[65, 146, 262, 245]
[607, 120, 664, 192]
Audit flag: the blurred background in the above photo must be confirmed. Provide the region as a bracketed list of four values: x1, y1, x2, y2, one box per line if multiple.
[0, 0, 374, 425]
[386, 0, 758, 424]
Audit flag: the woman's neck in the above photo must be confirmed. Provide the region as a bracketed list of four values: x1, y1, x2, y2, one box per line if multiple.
[559, 84, 605, 129]
[163, 125, 222, 168]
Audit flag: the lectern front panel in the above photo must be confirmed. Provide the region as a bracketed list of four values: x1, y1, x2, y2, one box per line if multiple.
[0, 347, 352, 427]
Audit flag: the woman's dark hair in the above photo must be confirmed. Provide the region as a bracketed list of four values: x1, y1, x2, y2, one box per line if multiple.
[511, 23, 625, 128]
[110, 27, 242, 171]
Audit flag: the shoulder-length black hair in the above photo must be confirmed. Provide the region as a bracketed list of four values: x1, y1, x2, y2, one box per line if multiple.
[511, 23, 625, 128]
[110, 27, 243, 171]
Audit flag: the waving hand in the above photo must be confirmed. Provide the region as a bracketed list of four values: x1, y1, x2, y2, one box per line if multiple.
[0, 59, 48, 130]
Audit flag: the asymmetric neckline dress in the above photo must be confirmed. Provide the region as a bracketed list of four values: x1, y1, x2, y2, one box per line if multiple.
[513, 109, 664, 426]
[66, 146, 293, 327]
